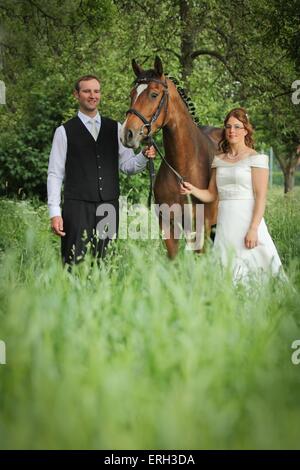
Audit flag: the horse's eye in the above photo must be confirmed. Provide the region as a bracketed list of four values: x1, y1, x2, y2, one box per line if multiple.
[150, 92, 159, 99]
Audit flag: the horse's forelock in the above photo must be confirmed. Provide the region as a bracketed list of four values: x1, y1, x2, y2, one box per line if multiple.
[133, 68, 161, 85]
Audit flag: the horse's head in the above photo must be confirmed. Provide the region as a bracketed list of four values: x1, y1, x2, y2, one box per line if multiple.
[121, 56, 169, 149]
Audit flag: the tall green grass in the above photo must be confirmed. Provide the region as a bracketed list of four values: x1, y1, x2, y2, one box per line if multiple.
[0, 189, 299, 449]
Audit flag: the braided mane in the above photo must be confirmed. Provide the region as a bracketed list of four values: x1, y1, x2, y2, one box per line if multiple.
[166, 75, 201, 127]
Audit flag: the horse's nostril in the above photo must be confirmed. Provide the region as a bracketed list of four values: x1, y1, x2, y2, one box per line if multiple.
[127, 129, 133, 141]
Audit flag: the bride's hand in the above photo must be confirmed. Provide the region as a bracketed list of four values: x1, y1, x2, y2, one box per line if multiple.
[245, 228, 258, 249]
[180, 182, 194, 195]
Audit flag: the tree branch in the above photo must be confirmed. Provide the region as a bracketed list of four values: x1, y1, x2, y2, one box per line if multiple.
[154, 47, 181, 61]
[270, 89, 295, 100]
[26, 0, 59, 23]
[275, 152, 286, 171]
[190, 49, 242, 82]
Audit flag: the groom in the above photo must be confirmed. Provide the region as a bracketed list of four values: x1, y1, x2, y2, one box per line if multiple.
[47, 74, 155, 264]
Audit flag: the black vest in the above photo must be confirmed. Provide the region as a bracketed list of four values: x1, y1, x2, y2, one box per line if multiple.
[63, 116, 119, 202]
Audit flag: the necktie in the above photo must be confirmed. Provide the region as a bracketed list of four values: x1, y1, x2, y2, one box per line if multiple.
[89, 119, 99, 141]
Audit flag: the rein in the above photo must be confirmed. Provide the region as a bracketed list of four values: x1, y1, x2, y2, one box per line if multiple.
[126, 77, 185, 207]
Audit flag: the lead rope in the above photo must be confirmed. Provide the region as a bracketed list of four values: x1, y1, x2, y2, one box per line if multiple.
[146, 136, 185, 208]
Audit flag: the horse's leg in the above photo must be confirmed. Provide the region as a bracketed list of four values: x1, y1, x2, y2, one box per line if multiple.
[185, 201, 205, 254]
[209, 198, 218, 227]
[185, 199, 217, 253]
[203, 199, 218, 246]
[159, 215, 180, 259]
[164, 237, 179, 259]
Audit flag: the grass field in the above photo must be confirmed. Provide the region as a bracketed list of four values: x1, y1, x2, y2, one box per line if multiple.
[0, 187, 300, 449]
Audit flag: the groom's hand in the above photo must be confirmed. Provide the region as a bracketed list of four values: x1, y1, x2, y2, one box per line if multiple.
[143, 145, 156, 159]
[51, 216, 66, 237]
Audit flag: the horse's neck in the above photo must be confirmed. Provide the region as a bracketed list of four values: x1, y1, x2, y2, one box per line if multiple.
[163, 107, 200, 167]
[162, 86, 203, 165]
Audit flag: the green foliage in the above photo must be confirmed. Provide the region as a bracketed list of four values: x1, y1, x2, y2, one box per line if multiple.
[0, 191, 299, 449]
[271, 171, 300, 187]
[0, 78, 74, 197]
[265, 188, 300, 273]
[0, 0, 115, 198]
[0, 0, 299, 197]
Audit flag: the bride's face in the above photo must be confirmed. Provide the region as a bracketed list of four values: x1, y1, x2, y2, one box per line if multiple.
[225, 117, 248, 146]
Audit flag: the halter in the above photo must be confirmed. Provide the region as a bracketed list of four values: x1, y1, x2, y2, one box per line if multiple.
[126, 77, 169, 138]
[126, 77, 185, 207]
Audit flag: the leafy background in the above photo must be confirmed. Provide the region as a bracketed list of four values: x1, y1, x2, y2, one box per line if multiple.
[0, 0, 299, 197]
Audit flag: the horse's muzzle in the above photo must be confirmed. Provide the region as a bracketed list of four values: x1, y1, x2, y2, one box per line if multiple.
[120, 122, 146, 149]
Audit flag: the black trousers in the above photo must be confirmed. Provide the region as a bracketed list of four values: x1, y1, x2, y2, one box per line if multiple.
[61, 199, 119, 265]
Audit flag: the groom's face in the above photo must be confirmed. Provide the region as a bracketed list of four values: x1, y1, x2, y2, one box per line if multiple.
[74, 79, 101, 113]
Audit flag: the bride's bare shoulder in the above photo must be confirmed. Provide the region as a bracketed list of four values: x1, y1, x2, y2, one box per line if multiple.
[247, 149, 258, 157]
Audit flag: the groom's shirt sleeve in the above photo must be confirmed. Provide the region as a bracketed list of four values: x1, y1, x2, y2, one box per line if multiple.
[47, 126, 67, 218]
[117, 123, 148, 174]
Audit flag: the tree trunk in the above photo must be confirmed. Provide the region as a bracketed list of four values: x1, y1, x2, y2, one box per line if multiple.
[283, 167, 295, 193]
[179, 0, 195, 87]
[275, 152, 298, 194]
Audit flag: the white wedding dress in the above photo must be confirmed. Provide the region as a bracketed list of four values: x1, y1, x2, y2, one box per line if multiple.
[211, 153, 283, 283]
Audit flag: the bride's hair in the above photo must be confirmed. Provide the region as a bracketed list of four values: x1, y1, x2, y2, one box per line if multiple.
[218, 107, 255, 153]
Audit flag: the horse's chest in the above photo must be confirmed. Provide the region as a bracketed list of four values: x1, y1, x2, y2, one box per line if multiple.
[154, 172, 181, 204]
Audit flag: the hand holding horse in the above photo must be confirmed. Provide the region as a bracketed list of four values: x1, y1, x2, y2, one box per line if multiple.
[142, 145, 156, 159]
[179, 181, 195, 195]
[180, 180, 217, 204]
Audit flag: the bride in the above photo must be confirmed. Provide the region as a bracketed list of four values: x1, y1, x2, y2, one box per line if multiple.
[180, 107, 284, 283]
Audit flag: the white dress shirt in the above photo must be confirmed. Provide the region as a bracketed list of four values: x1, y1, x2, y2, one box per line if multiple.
[47, 111, 148, 218]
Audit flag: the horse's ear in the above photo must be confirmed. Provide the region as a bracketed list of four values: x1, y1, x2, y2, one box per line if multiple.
[154, 56, 163, 76]
[132, 59, 143, 77]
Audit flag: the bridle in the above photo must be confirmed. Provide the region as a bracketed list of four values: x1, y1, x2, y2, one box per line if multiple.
[126, 77, 185, 206]
[126, 77, 169, 138]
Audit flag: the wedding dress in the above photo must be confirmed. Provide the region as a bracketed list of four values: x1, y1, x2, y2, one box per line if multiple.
[211, 153, 283, 282]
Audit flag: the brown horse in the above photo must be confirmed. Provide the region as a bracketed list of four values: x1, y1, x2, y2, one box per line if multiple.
[121, 56, 222, 258]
